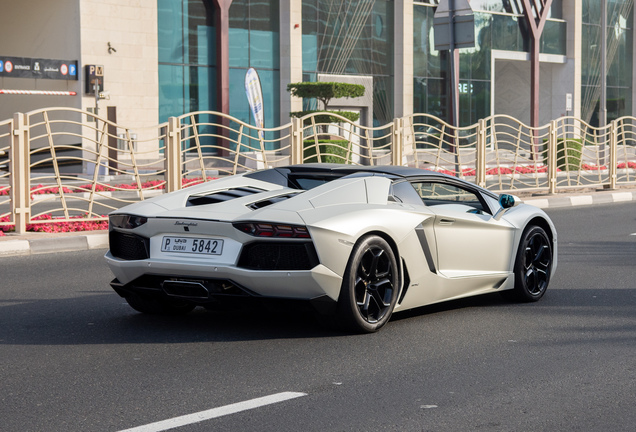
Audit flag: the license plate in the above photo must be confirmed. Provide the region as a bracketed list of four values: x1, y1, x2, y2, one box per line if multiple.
[161, 236, 224, 255]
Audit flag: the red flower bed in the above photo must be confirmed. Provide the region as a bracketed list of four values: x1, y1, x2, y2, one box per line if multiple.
[0, 177, 218, 236]
[618, 162, 636, 169]
[436, 165, 551, 176]
[0, 214, 108, 236]
[581, 164, 607, 170]
[0, 177, 217, 197]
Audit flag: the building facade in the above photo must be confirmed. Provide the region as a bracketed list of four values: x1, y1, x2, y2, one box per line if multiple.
[0, 0, 634, 136]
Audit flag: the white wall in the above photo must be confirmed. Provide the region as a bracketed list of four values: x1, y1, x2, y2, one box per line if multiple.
[79, 0, 159, 133]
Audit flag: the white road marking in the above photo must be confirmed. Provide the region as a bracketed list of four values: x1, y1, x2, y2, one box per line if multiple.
[118, 391, 307, 432]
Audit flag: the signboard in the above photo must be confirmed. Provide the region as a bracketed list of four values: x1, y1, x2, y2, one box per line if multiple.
[0, 56, 78, 80]
[433, 0, 475, 50]
[245, 67, 264, 138]
[85, 64, 104, 95]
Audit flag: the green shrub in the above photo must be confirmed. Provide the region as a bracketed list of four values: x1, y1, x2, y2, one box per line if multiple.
[542, 138, 582, 171]
[303, 139, 350, 164]
[290, 110, 360, 124]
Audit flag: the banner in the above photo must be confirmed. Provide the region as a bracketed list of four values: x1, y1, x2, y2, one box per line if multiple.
[0, 56, 78, 80]
[245, 67, 264, 138]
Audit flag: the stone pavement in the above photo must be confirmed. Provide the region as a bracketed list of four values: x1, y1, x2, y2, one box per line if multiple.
[1, 187, 635, 257]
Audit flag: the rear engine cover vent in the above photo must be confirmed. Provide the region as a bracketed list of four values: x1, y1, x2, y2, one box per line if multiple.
[187, 186, 265, 207]
[247, 192, 301, 210]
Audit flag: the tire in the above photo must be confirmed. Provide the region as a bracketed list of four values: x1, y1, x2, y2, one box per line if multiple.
[125, 293, 196, 315]
[504, 225, 553, 302]
[336, 235, 399, 333]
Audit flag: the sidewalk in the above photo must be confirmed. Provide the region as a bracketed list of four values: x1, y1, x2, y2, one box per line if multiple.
[1, 187, 635, 257]
[0, 230, 108, 256]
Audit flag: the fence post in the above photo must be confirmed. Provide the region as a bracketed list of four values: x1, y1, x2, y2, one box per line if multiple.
[609, 119, 618, 190]
[291, 117, 303, 165]
[476, 118, 487, 188]
[10, 113, 30, 234]
[548, 120, 557, 194]
[165, 117, 181, 193]
[392, 118, 403, 166]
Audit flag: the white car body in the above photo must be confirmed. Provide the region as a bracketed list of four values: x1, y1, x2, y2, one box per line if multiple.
[105, 164, 557, 332]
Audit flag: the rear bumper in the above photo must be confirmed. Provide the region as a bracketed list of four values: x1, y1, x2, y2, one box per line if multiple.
[105, 250, 343, 302]
[110, 276, 338, 315]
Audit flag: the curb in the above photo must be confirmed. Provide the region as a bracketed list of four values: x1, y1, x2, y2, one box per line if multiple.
[0, 232, 108, 257]
[522, 190, 636, 209]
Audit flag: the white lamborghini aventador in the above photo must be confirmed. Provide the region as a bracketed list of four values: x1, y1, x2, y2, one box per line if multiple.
[105, 164, 557, 333]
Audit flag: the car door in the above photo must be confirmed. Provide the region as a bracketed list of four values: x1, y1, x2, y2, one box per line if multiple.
[410, 180, 516, 278]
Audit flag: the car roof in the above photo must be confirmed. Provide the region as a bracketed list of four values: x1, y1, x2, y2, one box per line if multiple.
[244, 164, 496, 197]
[278, 163, 439, 178]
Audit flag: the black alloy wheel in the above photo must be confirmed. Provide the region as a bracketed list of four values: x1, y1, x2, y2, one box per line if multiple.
[337, 235, 399, 333]
[506, 225, 553, 302]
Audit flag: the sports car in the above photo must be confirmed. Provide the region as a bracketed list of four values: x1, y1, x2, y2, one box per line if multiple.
[105, 164, 557, 333]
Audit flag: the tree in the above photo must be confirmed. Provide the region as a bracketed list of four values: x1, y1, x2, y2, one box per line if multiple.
[287, 82, 365, 123]
[287, 82, 366, 164]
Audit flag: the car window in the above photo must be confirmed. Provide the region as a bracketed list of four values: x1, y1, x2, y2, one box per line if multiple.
[410, 181, 486, 213]
[389, 180, 427, 207]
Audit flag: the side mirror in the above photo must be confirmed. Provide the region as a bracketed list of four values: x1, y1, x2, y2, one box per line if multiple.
[499, 194, 520, 209]
[494, 194, 520, 220]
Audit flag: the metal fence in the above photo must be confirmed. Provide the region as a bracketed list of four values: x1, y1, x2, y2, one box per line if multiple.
[1, 108, 635, 234]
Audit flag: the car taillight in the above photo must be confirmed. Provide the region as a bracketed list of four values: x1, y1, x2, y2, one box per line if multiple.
[109, 214, 148, 229]
[234, 222, 311, 238]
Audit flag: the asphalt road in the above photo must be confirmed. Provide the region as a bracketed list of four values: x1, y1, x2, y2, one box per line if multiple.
[1, 202, 635, 432]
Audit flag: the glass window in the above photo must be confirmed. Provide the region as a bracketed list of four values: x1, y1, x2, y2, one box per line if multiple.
[229, 68, 250, 124]
[302, 34, 318, 72]
[227, 0, 281, 148]
[229, 27, 249, 68]
[470, 0, 562, 18]
[229, 0, 249, 68]
[581, 0, 633, 125]
[158, 0, 184, 63]
[490, 13, 523, 52]
[229, 0, 279, 69]
[250, 1, 279, 69]
[250, 28, 279, 69]
[229, 68, 280, 150]
[411, 181, 485, 212]
[185, 0, 214, 65]
[540, 20, 566, 55]
[390, 180, 427, 207]
[158, 65, 185, 123]
[470, 80, 490, 125]
[302, 0, 395, 126]
[158, 0, 216, 122]
[413, 1, 570, 126]
[414, 5, 442, 79]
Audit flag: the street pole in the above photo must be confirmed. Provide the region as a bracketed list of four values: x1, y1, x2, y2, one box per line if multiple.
[94, 81, 101, 176]
[447, 0, 461, 176]
[600, 0, 607, 130]
[600, 0, 608, 166]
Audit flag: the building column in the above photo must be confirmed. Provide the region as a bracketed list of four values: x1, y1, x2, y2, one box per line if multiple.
[280, 1, 303, 125]
[394, 0, 413, 118]
[215, 0, 232, 116]
[564, 0, 582, 119]
[633, 6, 636, 117]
